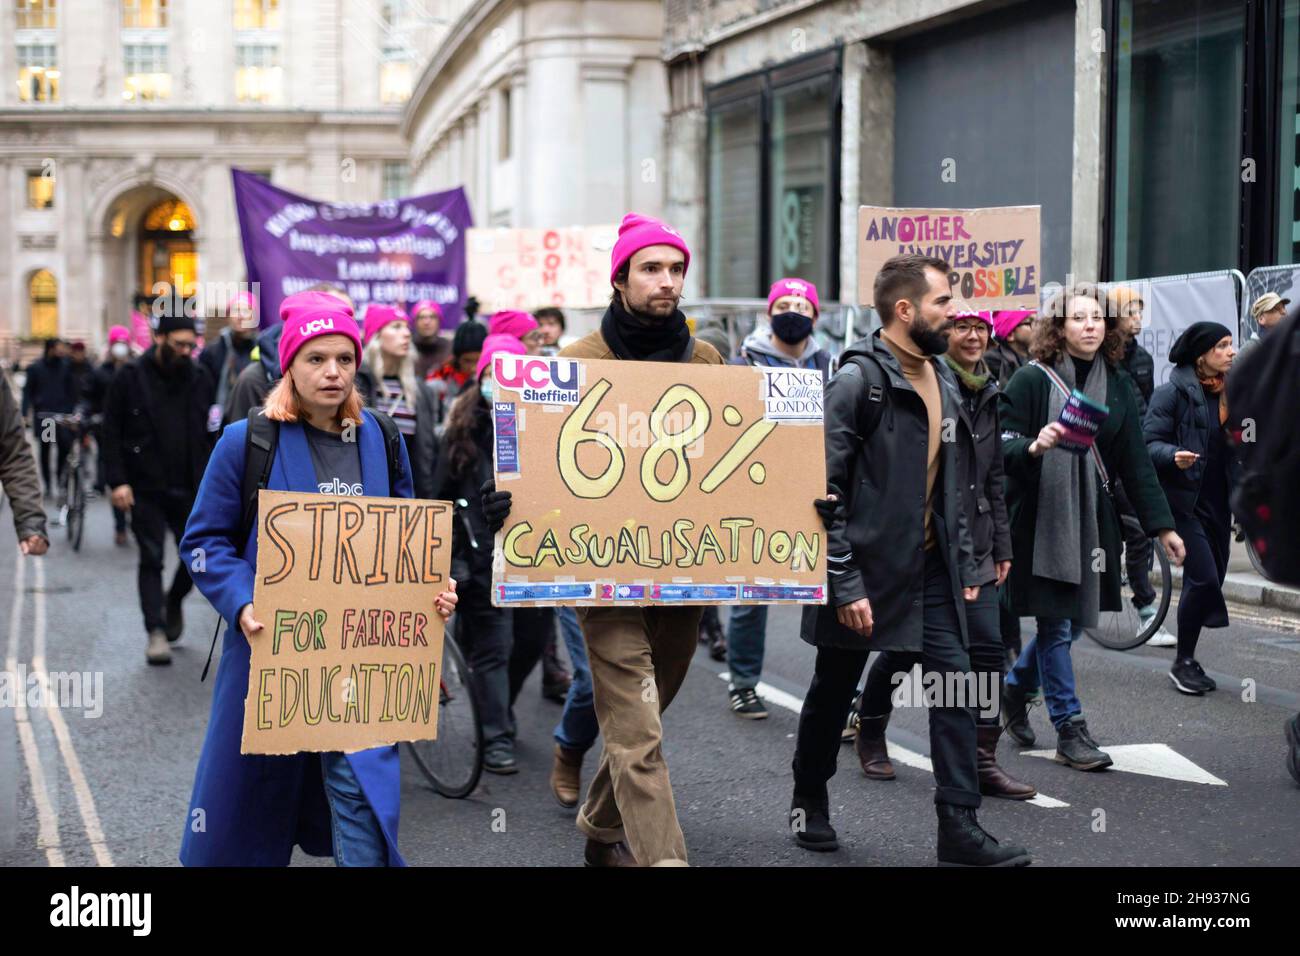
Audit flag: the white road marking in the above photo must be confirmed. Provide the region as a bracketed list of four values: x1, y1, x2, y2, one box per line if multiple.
[1023, 742, 1228, 786]
[718, 671, 1070, 808]
[31, 558, 115, 866]
[5, 551, 64, 865]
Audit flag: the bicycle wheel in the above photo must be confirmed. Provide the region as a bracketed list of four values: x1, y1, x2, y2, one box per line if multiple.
[1086, 518, 1172, 650]
[67, 457, 85, 552]
[406, 632, 483, 799]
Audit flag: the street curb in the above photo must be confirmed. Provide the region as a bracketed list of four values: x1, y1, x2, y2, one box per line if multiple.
[1170, 567, 1300, 612]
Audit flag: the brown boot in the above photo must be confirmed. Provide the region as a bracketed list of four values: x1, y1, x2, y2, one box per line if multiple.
[583, 837, 638, 867]
[551, 744, 584, 808]
[855, 713, 896, 780]
[976, 723, 1037, 800]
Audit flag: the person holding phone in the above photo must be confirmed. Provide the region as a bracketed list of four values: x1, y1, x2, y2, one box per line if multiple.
[1144, 322, 1238, 695]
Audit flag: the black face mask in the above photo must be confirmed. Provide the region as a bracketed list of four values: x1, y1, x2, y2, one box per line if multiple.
[770, 311, 814, 345]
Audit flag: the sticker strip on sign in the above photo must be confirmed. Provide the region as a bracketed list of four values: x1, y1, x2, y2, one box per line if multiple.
[493, 402, 519, 474]
[741, 584, 825, 602]
[496, 582, 598, 603]
[652, 584, 739, 602]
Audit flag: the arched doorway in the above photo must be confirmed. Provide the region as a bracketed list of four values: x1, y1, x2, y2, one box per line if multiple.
[138, 197, 198, 300]
[28, 269, 58, 338]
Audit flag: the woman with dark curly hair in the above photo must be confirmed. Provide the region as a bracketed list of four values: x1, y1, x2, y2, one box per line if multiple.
[998, 283, 1184, 771]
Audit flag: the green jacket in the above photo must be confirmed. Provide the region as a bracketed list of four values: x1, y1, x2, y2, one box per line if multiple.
[999, 358, 1173, 620]
[0, 367, 47, 543]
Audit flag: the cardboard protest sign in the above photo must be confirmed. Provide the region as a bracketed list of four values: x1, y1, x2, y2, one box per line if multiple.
[490, 356, 827, 607]
[241, 490, 452, 755]
[858, 205, 1041, 310]
[467, 225, 618, 313]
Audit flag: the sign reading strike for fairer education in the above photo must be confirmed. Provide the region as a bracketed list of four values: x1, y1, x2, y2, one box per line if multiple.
[858, 205, 1042, 311]
[467, 225, 619, 313]
[241, 490, 453, 756]
[231, 168, 473, 332]
[490, 356, 828, 607]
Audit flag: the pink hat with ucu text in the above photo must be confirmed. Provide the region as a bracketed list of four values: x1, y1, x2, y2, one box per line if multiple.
[768, 278, 820, 316]
[279, 291, 362, 375]
[610, 213, 690, 285]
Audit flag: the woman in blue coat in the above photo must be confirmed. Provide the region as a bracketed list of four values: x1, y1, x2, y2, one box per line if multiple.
[1144, 321, 1237, 696]
[179, 291, 457, 866]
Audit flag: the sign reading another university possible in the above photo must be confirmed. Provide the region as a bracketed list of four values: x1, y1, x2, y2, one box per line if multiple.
[490, 356, 827, 607]
[858, 205, 1042, 311]
[231, 168, 473, 330]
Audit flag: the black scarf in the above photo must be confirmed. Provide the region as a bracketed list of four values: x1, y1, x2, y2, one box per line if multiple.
[601, 296, 690, 362]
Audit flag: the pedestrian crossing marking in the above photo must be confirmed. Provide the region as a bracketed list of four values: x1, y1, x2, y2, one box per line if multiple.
[1022, 743, 1227, 786]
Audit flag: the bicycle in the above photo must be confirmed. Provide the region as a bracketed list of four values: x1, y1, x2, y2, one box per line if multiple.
[1085, 513, 1173, 650]
[405, 625, 483, 799]
[44, 412, 99, 552]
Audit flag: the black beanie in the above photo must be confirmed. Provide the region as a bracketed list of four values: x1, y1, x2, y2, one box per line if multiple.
[153, 312, 197, 335]
[1168, 321, 1234, 366]
[452, 319, 488, 357]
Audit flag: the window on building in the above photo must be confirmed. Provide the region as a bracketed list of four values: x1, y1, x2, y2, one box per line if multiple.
[16, 0, 57, 30]
[235, 42, 282, 103]
[121, 0, 167, 29]
[1279, 0, 1300, 264]
[29, 270, 58, 339]
[706, 51, 841, 298]
[123, 41, 170, 101]
[16, 43, 58, 102]
[233, 0, 279, 31]
[383, 161, 409, 200]
[380, 53, 414, 104]
[26, 169, 55, 209]
[498, 86, 513, 161]
[1109, 0, 1246, 279]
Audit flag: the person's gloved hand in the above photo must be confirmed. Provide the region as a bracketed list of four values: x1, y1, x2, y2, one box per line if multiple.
[813, 494, 841, 531]
[480, 478, 513, 534]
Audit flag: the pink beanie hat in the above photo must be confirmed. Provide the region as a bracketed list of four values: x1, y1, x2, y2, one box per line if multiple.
[609, 213, 690, 285]
[409, 300, 442, 322]
[362, 304, 408, 345]
[278, 291, 362, 375]
[768, 278, 820, 316]
[488, 310, 539, 340]
[476, 332, 527, 379]
[108, 325, 131, 345]
[953, 308, 994, 329]
[992, 309, 1034, 340]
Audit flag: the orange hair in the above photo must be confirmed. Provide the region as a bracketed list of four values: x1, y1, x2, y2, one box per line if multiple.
[261, 371, 365, 426]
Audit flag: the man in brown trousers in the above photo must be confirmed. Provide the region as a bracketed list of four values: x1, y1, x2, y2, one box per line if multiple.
[1, 366, 49, 555]
[481, 214, 721, 866]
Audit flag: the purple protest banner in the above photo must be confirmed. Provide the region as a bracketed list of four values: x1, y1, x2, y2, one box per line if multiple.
[232, 168, 473, 329]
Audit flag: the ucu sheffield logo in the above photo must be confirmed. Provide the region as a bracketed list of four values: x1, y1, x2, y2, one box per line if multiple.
[494, 356, 581, 405]
[300, 317, 336, 336]
[319, 477, 364, 496]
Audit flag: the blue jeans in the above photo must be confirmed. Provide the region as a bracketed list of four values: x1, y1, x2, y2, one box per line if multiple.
[1005, 617, 1085, 729]
[553, 606, 599, 752]
[726, 604, 768, 691]
[320, 752, 387, 867]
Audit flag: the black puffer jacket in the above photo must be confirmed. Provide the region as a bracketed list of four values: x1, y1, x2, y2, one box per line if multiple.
[950, 364, 1012, 587]
[1143, 364, 1241, 516]
[432, 399, 495, 586]
[801, 331, 977, 653]
[983, 341, 1025, 391]
[1121, 337, 1155, 416]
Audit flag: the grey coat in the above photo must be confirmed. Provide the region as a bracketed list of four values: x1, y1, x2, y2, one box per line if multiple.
[952, 370, 1012, 587]
[801, 332, 977, 653]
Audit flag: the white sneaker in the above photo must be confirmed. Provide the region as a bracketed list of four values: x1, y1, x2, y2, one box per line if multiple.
[1146, 626, 1177, 647]
[146, 629, 172, 665]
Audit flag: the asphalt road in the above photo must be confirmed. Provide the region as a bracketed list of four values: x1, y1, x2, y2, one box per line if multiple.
[2, 498, 1298, 867]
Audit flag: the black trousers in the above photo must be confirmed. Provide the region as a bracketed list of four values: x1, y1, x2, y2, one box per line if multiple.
[455, 578, 514, 752]
[1114, 479, 1156, 608]
[1174, 509, 1231, 658]
[508, 607, 553, 704]
[793, 550, 981, 808]
[131, 490, 195, 633]
[863, 581, 1004, 727]
[32, 420, 71, 497]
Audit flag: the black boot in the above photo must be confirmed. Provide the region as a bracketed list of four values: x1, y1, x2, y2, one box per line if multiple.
[789, 791, 838, 852]
[1055, 718, 1113, 771]
[936, 804, 1031, 867]
[1001, 680, 1036, 747]
[164, 591, 185, 643]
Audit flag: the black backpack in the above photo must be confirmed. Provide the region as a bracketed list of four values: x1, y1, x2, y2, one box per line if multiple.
[842, 353, 890, 440]
[1228, 304, 1300, 586]
[201, 408, 405, 680]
